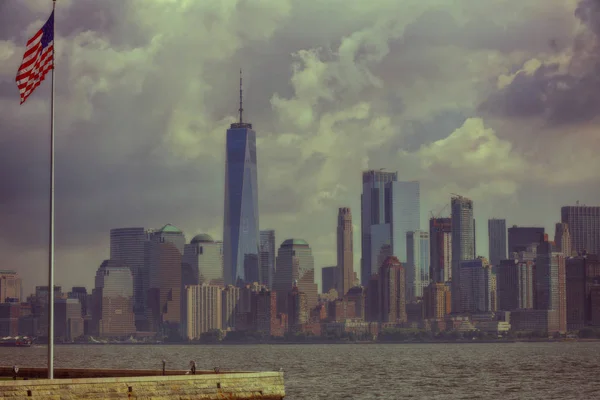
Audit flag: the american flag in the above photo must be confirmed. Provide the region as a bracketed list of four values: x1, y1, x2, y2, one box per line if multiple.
[15, 11, 55, 105]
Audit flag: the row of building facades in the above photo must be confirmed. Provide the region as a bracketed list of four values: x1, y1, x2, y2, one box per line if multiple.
[2, 200, 600, 340]
[3, 98, 600, 340]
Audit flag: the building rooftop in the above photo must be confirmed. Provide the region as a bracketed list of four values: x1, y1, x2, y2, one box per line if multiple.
[281, 238, 309, 247]
[190, 233, 215, 244]
[158, 223, 182, 234]
[381, 255, 402, 268]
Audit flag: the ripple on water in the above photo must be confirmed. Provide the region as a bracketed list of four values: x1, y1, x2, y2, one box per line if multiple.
[2, 342, 600, 399]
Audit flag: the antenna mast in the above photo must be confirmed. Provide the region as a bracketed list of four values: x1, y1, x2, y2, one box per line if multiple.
[239, 68, 243, 123]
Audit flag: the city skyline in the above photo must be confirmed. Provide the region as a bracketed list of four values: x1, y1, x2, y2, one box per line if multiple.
[4, 202, 600, 341]
[2, 0, 600, 294]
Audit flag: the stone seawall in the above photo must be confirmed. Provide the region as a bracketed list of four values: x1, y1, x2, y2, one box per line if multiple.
[0, 368, 285, 399]
[0, 366, 240, 379]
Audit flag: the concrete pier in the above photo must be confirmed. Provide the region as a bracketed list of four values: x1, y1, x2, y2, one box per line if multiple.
[0, 367, 285, 399]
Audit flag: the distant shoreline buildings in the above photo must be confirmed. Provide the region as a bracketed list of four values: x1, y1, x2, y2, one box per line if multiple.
[4, 78, 600, 343]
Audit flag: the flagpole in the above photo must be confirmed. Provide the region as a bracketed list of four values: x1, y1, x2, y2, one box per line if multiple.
[47, 0, 56, 380]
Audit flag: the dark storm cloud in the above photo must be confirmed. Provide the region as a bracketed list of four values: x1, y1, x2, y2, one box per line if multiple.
[575, 0, 600, 37]
[58, 1, 124, 40]
[480, 64, 557, 118]
[0, 80, 18, 99]
[401, 7, 572, 53]
[0, 120, 223, 251]
[0, 1, 37, 42]
[480, 0, 600, 125]
[199, 50, 296, 134]
[0, 0, 131, 43]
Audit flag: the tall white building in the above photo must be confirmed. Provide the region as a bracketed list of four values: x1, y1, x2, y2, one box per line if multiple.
[186, 284, 223, 339]
[222, 285, 240, 330]
[406, 230, 430, 301]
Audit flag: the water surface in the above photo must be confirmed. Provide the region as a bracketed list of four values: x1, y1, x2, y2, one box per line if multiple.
[1, 342, 599, 399]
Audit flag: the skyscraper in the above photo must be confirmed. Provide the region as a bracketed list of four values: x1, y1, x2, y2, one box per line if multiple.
[182, 234, 223, 285]
[451, 195, 475, 313]
[378, 256, 407, 323]
[406, 230, 430, 301]
[321, 266, 337, 294]
[365, 274, 380, 322]
[185, 284, 223, 340]
[260, 230, 276, 289]
[459, 258, 494, 313]
[222, 285, 240, 330]
[253, 289, 279, 336]
[223, 71, 260, 286]
[273, 239, 317, 313]
[566, 257, 586, 330]
[54, 298, 84, 342]
[287, 285, 308, 333]
[507, 226, 545, 255]
[561, 205, 600, 256]
[423, 282, 451, 319]
[496, 259, 535, 311]
[554, 222, 572, 256]
[566, 255, 600, 330]
[535, 241, 566, 333]
[337, 207, 354, 297]
[0, 270, 22, 302]
[360, 171, 420, 284]
[390, 181, 421, 264]
[146, 241, 182, 334]
[68, 287, 88, 317]
[109, 227, 147, 320]
[361, 170, 397, 285]
[429, 218, 452, 283]
[488, 218, 507, 266]
[91, 260, 136, 337]
[149, 224, 186, 254]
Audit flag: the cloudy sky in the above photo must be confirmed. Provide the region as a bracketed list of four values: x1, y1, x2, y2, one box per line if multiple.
[1, 0, 599, 294]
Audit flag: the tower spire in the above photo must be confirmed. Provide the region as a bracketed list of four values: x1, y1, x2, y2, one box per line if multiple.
[239, 68, 243, 124]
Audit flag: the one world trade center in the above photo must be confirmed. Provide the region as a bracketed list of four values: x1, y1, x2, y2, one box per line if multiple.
[223, 70, 260, 286]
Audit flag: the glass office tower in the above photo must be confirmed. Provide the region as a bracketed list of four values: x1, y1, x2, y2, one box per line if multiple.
[223, 72, 260, 286]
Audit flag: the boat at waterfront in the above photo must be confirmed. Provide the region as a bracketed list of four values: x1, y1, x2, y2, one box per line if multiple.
[0, 337, 32, 347]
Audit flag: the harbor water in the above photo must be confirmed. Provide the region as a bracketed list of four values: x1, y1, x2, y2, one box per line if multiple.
[1, 342, 599, 399]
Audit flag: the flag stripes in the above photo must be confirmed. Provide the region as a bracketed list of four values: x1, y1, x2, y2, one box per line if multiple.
[15, 11, 54, 105]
